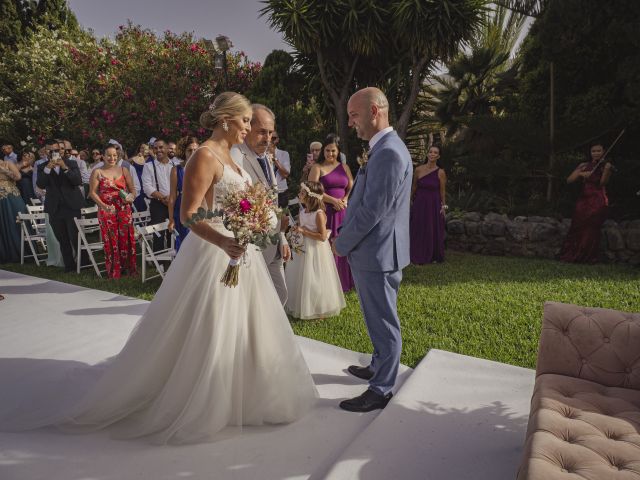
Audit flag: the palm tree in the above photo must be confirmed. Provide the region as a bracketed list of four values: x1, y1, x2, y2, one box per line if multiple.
[260, 0, 484, 148]
[429, 3, 526, 137]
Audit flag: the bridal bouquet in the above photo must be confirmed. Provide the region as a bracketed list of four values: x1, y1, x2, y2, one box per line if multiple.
[184, 182, 281, 287]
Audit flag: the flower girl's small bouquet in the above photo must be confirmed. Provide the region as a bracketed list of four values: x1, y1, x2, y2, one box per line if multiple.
[185, 182, 281, 287]
[285, 221, 305, 256]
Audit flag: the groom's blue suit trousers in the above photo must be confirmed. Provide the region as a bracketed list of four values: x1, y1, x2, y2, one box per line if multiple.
[351, 267, 403, 396]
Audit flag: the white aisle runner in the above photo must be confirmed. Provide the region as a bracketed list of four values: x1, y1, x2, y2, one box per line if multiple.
[0, 270, 410, 480]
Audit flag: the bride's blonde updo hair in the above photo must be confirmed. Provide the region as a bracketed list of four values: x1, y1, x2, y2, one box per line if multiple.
[199, 92, 251, 130]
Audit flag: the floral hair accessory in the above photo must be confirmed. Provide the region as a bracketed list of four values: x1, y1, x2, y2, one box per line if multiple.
[300, 182, 323, 199]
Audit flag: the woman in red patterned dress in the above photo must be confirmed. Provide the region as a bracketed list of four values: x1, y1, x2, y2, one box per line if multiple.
[89, 145, 137, 278]
[559, 142, 613, 263]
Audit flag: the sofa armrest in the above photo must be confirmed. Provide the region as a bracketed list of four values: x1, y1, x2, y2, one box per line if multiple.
[536, 302, 640, 389]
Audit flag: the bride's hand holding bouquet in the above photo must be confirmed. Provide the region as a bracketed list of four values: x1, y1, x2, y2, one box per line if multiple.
[185, 182, 281, 286]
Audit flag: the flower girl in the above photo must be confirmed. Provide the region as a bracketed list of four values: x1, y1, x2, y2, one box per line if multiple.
[285, 181, 346, 319]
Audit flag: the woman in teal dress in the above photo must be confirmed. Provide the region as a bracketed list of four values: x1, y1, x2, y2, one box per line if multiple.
[0, 160, 28, 263]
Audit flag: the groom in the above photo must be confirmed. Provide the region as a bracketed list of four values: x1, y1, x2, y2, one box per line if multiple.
[231, 104, 291, 305]
[334, 87, 412, 412]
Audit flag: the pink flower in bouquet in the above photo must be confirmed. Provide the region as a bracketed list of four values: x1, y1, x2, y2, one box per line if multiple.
[239, 199, 252, 213]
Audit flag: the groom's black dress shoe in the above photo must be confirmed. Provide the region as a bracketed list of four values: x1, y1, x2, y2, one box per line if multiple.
[339, 389, 393, 412]
[348, 365, 374, 380]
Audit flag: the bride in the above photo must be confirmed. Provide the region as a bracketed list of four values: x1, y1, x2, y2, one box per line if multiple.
[0, 92, 317, 444]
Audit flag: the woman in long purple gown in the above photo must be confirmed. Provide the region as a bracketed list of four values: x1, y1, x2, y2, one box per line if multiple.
[308, 137, 354, 292]
[410, 145, 447, 264]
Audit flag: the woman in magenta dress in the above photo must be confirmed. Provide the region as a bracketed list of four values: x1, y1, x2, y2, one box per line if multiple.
[410, 145, 447, 264]
[559, 142, 612, 263]
[308, 137, 354, 292]
[89, 146, 137, 279]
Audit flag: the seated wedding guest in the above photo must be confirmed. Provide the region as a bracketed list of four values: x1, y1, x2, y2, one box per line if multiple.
[308, 136, 354, 292]
[168, 136, 199, 251]
[284, 181, 345, 319]
[301, 141, 322, 182]
[269, 130, 291, 209]
[0, 158, 27, 262]
[89, 145, 137, 279]
[2, 144, 17, 164]
[130, 143, 150, 212]
[410, 145, 447, 264]
[559, 142, 612, 263]
[16, 151, 36, 204]
[142, 139, 177, 252]
[36, 140, 86, 272]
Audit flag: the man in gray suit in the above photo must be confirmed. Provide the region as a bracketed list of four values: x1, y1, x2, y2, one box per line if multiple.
[334, 87, 412, 412]
[230, 104, 291, 305]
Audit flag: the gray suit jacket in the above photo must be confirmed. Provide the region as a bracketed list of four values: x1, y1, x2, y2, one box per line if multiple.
[334, 130, 412, 272]
[230, 143, 287, 247]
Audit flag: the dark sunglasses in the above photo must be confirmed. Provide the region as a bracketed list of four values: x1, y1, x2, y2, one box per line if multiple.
[48, 149, 60, 153]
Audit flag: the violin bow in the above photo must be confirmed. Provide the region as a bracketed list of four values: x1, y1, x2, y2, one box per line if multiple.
[588, 128, 626, 176]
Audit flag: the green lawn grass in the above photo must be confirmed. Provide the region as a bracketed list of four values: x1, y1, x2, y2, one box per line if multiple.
[2, 251, 638, 369]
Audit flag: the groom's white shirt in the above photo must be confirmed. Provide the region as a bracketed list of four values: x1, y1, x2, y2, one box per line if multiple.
[368, 126, 394, 150]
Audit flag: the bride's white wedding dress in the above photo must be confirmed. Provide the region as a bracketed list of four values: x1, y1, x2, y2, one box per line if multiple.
[0, 152, 317, 444]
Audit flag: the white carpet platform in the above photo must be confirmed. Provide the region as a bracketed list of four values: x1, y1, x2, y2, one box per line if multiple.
[0, 269, 535, 479]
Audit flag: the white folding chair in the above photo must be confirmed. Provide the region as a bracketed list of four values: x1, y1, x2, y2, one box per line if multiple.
[17, 212, 48, 266]
[137, 220, 176, 283]
[132, 210, 151, 229]
[30, 198, 42, 206]
[25, 205, 46, 237]
[74, 217, 105, 277]
[80, 205, 99, 217]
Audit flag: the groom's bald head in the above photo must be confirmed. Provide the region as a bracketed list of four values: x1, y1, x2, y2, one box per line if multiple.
[347, 87, 390, 141]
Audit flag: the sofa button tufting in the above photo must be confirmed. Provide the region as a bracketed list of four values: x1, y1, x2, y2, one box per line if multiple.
[582, 359, 587, 364]
[603, 337, 610, 343]
[626, 368, 632, 373]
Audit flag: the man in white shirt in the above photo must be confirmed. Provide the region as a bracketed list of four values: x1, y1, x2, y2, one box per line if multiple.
[142, 139, 177, 252]
[2, 144, 17, 164]
[270, 131, 291, 209]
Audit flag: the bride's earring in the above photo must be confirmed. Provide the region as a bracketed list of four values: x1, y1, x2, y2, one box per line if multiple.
[222, 120, 229, 132]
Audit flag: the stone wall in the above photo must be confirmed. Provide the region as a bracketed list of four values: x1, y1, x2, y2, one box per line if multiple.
[445, 212, 640, 265]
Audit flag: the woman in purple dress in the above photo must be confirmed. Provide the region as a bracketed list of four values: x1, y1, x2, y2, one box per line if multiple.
[410, 145, 447, 264]
[308, 137, 354, 292]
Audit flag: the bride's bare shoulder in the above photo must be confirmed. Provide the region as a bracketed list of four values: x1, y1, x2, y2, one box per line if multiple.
[187, 145, 225, 170]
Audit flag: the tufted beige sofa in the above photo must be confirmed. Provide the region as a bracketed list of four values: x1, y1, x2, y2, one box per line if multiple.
[517, 301, 640, 480]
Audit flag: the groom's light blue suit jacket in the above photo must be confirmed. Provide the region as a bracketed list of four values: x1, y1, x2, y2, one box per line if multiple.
[334, 130, 412, 272]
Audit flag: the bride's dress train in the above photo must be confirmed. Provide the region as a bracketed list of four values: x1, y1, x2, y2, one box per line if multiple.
[0, 161, 317, 444]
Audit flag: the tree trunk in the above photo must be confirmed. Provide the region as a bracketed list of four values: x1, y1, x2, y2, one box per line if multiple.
[396, 57, 429, 141]
[316, 50, 358, 156]
[546, 61, 555, 202]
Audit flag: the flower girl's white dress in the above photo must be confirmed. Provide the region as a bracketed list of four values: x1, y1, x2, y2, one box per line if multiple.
[0, 155, 317, 444]
[285, 209, 346, 319]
